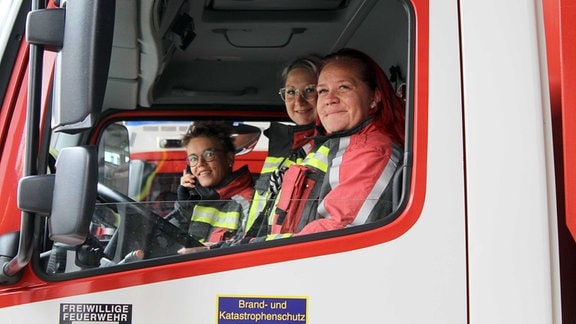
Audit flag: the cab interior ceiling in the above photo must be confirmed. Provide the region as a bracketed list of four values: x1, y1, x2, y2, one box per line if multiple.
[103, 0, 409, 112]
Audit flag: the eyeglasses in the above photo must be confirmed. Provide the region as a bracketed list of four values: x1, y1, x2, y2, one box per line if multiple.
[185, 149, 221, 167]
[278, 84, 317, 102]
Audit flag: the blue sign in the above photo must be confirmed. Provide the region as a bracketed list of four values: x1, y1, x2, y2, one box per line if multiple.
[217, 295, 307, 323]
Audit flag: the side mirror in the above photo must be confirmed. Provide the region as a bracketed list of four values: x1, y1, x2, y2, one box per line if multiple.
[50, 146, 98, 245]
[232, 123, 262, 155]
[26, 0, 116, 133]
[18, 146, 98, 246]
[53, 0, 115, 132]
[98, 123, 131, 195]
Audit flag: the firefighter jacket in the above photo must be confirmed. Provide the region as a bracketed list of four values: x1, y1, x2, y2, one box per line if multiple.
[235, 122, 316, 240]
[167, 165, 254, 243]
[267, 118, 403, 239]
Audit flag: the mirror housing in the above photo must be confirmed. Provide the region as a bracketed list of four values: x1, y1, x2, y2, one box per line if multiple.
[17, 146, 98, 246]
[53, 0, 115, 133]
[17, 174, 55, 215]
[27, 0, 116, 133]
[50, 146, 99, 245]
[98, 123, 131, 196]
[231, 123, 262, 155]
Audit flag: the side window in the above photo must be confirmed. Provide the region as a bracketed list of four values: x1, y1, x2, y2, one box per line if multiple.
[39, 0, 414, 275]
[42, 120, 268, 273]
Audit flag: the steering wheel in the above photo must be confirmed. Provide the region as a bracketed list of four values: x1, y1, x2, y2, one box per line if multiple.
[96, 183, 203, 263]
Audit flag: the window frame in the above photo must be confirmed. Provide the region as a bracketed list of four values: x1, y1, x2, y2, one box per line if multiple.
[32, 0, 429, 285]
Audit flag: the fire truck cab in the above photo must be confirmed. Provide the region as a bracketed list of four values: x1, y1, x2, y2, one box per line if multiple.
[0, 0, 575, 323]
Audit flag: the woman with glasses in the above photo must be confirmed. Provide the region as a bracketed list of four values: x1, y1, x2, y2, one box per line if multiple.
[217, 55, 322, 246]
[166, 122, 254, 249]
[278, 55, 320, 126]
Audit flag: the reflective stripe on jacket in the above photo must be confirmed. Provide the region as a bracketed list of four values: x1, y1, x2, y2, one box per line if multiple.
[240, 122, 315, 236]
[186, 165, 254, 243]
[269, 119, 402, 236]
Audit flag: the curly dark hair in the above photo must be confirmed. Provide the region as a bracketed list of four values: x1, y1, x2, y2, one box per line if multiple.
[181, 121, 236, 153]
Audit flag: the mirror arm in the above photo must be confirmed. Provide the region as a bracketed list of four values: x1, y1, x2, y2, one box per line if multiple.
[0, 0, 47, 285]
[1, 0, 114, 285]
